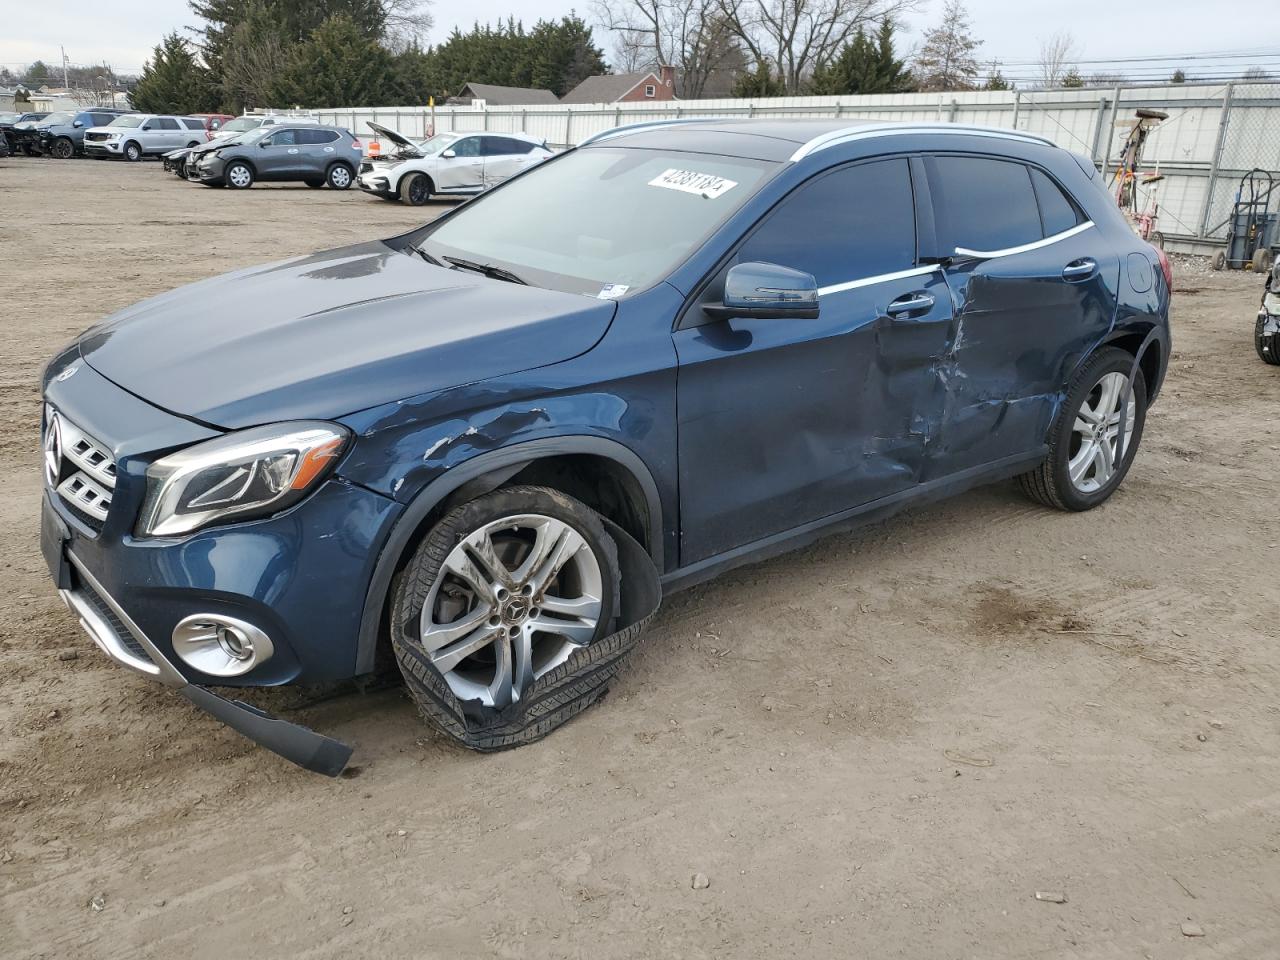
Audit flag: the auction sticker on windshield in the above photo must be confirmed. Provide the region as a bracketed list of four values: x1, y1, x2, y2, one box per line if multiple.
[648, 168, 738, 199]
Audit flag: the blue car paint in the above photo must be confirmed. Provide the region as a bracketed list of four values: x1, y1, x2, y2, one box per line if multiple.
[42, 121, 1170, 691]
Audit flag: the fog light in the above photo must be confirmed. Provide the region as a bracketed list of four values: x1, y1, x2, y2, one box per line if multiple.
[172, 614, 274, 677]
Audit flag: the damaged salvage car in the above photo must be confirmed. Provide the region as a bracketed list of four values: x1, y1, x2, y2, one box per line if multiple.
[40, 119, 1170, 775]
[1256, 259, 1280, 365]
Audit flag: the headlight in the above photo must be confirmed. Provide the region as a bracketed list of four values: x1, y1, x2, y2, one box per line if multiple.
[137, 422, 349, 537]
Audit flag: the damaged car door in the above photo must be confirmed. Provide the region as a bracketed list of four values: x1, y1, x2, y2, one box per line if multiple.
[675, 157, 955, 563]
[923, 155, 1120, 476]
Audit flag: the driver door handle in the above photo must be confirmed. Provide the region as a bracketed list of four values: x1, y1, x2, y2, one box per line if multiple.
[886, 292, 935, 317]
[1062, 258, 1097, 281]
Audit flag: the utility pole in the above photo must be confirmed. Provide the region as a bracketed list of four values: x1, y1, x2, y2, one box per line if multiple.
[61, 46, 69, 88]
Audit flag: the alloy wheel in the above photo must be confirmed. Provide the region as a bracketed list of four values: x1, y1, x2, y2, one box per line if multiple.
[1068, 371, 1136, 493]
[51, 138, 73, 159]
[419, 513, 604, 708]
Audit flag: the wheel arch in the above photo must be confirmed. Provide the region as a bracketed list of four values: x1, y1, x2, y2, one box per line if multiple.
[353, 436, 663, 675]
[398, 168, 435, 197]
[1102, 323, 1168, 402]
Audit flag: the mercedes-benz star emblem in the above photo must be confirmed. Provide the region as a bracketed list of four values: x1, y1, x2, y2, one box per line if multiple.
[43, 413, 61, 488]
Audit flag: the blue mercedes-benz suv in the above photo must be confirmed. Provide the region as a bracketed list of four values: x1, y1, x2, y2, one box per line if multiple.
[40, 119, 1170, 773]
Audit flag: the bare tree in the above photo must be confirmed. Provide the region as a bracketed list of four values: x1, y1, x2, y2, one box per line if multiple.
[716, 0, 918, 94]
[595, 0, 748, 98]
[382, 0, 435, 52]
[1036, 30, 1078, 88]
[913, 0, 980, 92]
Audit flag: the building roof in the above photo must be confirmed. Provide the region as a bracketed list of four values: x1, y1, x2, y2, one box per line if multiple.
[559, 72, 660, 104]
[457, 82, 559, 105]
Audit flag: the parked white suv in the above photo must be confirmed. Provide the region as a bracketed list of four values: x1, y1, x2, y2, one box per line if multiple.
[84, 114, 208, 161]
[357, 125, 553, 205]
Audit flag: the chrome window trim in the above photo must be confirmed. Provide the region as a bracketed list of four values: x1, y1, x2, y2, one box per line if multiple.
[818, 264, 938, 298]
[955, 220, 1094, 260]
[789, 124, 1054, 163]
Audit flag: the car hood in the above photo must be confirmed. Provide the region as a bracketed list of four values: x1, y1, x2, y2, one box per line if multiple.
[78, 241, 617, 429]
[367, 121, 420, 152]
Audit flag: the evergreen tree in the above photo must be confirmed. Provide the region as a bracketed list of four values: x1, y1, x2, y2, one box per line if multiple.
[1170, 68, 1186, 83]
[272, 14, 397, 107]
[529, 16, 608, 98]
[131, 33, 219, 113]
[1061, 68, 1084, 88]
[809, 21, 912, 95]
[732, 59, 784, 97]
[983, 60, 1010, 90]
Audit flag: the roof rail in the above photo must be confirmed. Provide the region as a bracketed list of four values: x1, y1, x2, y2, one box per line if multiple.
[789, 123, 1056, 162]
[576, 117, 717, 148]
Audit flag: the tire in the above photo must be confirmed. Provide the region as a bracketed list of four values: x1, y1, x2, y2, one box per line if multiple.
[186, 140, 200, 148]
[225, 161, 254, 189]
[21, 144, 36, 157]
[49, 137, 73, 160]
[1017, 347, 1148, 512]
[123, 141, 141, 162]
[1257, 316, 1280, 365]
[1255, 248, 1275, 273]
[1212, 251, 1227, 271]
[326, 163, 353, 190]
[304, 178, 324, 189]
[399, 172, 432, 206]
[391, 485, 631, 751]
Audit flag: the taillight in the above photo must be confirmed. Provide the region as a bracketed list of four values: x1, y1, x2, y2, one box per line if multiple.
[1153, 245, 1173, 292]
[351, 136, 363, 151]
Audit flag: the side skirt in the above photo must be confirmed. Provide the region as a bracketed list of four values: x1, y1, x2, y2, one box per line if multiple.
[660, 449, 1048, 594]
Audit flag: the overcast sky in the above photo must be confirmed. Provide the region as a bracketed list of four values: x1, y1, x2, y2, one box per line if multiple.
[3, 0, 1276, 82]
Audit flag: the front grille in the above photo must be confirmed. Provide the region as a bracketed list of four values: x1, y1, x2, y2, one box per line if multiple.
[86, 132, 109, 142]
[359, 161, 373, 173]
[45, 409, 115, 531]
[77, 573, 153, 665]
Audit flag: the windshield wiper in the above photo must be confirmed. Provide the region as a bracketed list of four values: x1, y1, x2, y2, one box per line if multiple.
[442, 255, 527, 285]
[413, 247, 445, 267]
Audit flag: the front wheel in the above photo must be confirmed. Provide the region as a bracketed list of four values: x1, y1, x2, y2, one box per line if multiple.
[123, 141, 141, 162]
[49, 137, 74, 160]
[1257, 315, 1280, 365]
[1018, 347, 1148, 511]
[326, 163, 353, 189]
[225, 161, 254, 189]
[399, 172, 432, 206]
[391, 485, 625, 750]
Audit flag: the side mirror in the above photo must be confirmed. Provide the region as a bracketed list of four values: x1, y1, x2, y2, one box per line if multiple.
[73, 120, 84, 128]
[142, 123, 153, 131]
[259, 140, 271, 148]
[441, 149, 456, 158]
[704, 262, 820, 321]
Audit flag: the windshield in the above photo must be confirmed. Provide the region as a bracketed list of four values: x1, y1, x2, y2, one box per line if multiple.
[222, 117, 259, 133]
[420, 147, 776, 296]
[108, 115, 144, 128]
[0, 112, 17, 123]
[42, 112, 74, 125]
[415, 132, 460, 155]
[240, 126, 274, 144]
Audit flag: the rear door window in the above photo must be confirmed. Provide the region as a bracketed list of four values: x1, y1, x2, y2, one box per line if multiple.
[151, 117, 180, 130]
[1030, 168, 1084, 237]
[737, 158, 917, 287]
[930, 156, 1041, 253]
[299, 129, 339, 144]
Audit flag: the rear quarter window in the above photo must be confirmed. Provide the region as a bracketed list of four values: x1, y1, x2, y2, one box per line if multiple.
[1030, 168, 1085, 236]
[931, 156, 1041, 252]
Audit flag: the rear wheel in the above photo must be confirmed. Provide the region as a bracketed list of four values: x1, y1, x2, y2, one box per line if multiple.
[400, 172, 432, 206]
[1018, 348, 1148, 511]
[391, 485, 628, 750]
[225, 161, 254, 189]
[123, 141, 141, 162]
[1257, 316, 1280, 365]
[326, 163, 353, 189]
[49, 137, 74, 160]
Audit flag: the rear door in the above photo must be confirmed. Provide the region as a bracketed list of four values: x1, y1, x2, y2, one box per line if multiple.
[924, 154, 1120, 478]
[480, 136, 531, 188]
[300, 128, 342, 176]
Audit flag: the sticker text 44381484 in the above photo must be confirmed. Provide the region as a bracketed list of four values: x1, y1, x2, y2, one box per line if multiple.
[648, 168, 738, 199]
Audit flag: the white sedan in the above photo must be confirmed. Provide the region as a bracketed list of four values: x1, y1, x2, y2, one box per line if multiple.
[357, 125, 553, 205]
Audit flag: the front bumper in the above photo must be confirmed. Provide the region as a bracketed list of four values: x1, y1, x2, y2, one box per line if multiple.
[357, 173, 394, 196]
[194, 155, 226, 182]
[41, 354, 404, 773]
[84, 139, 124, 156]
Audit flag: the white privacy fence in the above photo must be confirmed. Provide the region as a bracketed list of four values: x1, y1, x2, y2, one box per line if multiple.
[315, 81, 1280, 251]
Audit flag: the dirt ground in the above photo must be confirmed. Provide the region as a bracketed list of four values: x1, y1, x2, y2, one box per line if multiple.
[2, 156, 1279, 959]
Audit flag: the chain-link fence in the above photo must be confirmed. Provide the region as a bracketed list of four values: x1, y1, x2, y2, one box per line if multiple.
[315, 80, 1280, 253]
